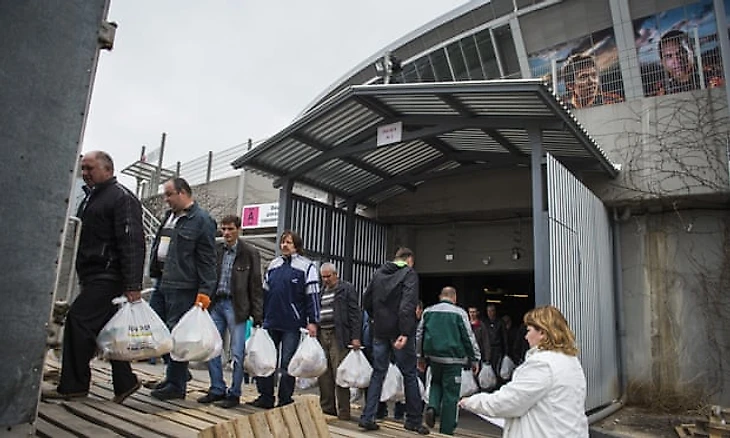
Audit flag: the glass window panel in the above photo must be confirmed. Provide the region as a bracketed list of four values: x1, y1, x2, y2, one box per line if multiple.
[414, 56, 436, 82]
[430, 49, 453, 81]
[461, 35, 484, 80]
[475, 29, 501, 79]
[401, 62, 420, 83]
[447, 41, 469, 81]
[493, 25, 520, 78]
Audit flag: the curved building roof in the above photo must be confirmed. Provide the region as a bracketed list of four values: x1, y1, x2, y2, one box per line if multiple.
[303, 0, 558, 114]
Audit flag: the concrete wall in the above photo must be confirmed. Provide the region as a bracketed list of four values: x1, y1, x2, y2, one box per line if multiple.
[389, 220, 534, 274]
[620, 209, 729, 404]
[577, 89, 730, 203]
[376, 168, 533, 223]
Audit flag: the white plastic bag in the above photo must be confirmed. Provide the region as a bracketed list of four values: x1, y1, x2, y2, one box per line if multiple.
[287, 332, 327, 378]
[500, 356, 516, 380]
[460, 368, 479, 397]
[422, 366, 432, 403]
[336, 349, 373, 389]
[170, 305, 222, 362]
[97, 297, 173, 361]
[478, 362, 497, 390]
[380, 363, 404, 402]
[350, 387, 363, 404]
[296, 377, 318, 390]
[244, 327, 277, 377]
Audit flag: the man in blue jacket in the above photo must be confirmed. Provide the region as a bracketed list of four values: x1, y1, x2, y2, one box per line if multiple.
[148, 177, 217, 400]
[247, 230, 320, 409]
[359, 248, 429, 435]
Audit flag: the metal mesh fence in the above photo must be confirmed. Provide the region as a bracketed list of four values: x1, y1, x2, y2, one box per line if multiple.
[176, 139, 265, 186]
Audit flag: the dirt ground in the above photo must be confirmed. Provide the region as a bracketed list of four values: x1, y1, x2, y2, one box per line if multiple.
[594, 405, 705, 437]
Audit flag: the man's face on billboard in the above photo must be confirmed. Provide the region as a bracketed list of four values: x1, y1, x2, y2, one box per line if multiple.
[572, 64, 599, 99]
[661, 40, 692, 82]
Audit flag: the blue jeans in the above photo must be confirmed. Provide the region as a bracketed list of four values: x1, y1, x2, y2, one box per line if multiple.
[149, 285, 197, 393]
[207, 298, 247, 398]
[360, 337, 423, 427]
[255, 329, 300, 406]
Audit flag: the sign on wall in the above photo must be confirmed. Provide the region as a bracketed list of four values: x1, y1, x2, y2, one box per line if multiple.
[241, 203, 278, 229]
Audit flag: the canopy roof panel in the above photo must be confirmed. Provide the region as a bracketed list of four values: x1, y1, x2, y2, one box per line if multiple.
[232, 80, 619, 206]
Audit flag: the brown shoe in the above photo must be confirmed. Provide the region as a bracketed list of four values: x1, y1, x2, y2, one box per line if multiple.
[113, 381, 141, 404]
[41, 389, 88, 401]
[337, 412, 351, 421]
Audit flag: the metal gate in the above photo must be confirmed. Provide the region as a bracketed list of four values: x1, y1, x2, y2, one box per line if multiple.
[289, 195, 388, 294]
[546, 154, 619, 412]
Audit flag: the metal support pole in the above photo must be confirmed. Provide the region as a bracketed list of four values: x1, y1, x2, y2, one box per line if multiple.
[343, 202, 356, 282]
[276, 179, 294, 255]
[528, 126, 550, 306]
[713, 0, 730, 187]
[692, 27, 706, 90]
[551, 59, 558, 93]
[206, 150, 213, 183]
[235, 139, 253, 217]
[154, 132, 166, 194]
[175, 161, 181, 178]
[323, 194, 335, 261]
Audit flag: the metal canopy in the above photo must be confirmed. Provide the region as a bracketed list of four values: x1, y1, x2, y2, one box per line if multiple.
[232, 80, 619, 206]
[121, 160, 176, 183]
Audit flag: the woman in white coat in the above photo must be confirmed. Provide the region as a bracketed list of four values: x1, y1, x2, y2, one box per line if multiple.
[458, 305, 589, 438]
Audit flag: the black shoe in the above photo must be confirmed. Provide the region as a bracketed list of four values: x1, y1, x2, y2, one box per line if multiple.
[216, 396, 240, 409]
[150, 386, 185, 401]
[143, 379, 166, 390]
[358, 420, 380, 431]
[197, 392, 225, 404]
[404, 423, 430, 435]
[276, 400, 294, 408]
[113, 381, 141, 404]
[424, 407, 436, 428]
[322, 409, 337, 416]
[245, 398, 274, 409]
[41, 389, 88, 401]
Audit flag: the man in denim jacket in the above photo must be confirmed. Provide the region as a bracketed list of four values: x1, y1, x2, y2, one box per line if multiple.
[148, 177, 217, 400]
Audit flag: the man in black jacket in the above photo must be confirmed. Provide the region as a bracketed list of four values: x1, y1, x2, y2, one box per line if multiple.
[359, 248, 429, 435]
[317, 263, 361, 420]
[44, 151, 144, 403]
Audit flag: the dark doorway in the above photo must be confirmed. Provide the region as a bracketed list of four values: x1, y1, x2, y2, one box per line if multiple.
[419, 271, 534, 325]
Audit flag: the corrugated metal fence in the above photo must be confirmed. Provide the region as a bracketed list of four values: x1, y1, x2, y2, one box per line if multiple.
[290, 195, 388, 295]
[546, 154, 619, 412]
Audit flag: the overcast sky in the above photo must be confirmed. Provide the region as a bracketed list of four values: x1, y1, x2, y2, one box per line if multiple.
[82, 1, 468, 186]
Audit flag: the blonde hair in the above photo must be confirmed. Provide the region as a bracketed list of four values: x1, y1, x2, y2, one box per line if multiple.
[523, 305, 578, 356]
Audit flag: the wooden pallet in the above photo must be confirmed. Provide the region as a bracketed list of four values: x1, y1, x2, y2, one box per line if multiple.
[198, 395, 329, 438]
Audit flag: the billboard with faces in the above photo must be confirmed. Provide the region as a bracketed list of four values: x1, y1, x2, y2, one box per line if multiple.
[528, 26, 625, 109]
[633, 0, 727, 96]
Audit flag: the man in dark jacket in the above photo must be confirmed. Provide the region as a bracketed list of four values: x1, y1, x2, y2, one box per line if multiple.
[359, 248, 429, 435]
[317, 262, 361, 420]
[44, 151, 144, 403]
[148, 177, 217, 400]
[485, 304, 508, 382]
[467, 307, 491, 366]
[417, 287, 480, 435]
[197, 215, 263, 408]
